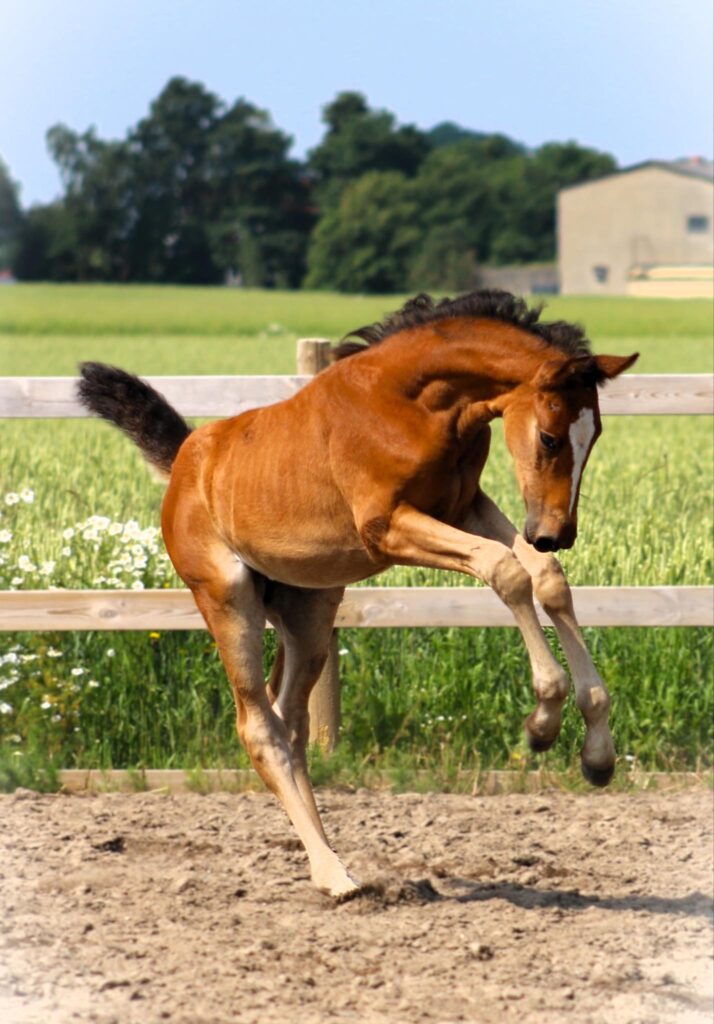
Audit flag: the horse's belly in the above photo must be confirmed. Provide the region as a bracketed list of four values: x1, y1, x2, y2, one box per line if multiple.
[226, 483, 379, 587]
[240, 547, 379, 589]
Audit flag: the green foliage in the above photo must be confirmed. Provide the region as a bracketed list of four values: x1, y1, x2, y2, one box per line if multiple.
[305, 172, 423, 293]
[308, 91, 430, 210]
[0, 287, 712, 780]
[0, 156, 23, 270]
[16, 78, 311, 288]
[9, 81, 620, 291]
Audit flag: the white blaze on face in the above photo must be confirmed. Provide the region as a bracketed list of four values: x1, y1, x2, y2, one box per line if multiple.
[568, 408, 596, 515]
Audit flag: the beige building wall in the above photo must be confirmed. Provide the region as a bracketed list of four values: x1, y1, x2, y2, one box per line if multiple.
[558, 166, 714, 294]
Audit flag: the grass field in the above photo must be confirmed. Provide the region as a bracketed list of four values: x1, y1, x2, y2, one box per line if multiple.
[0, 284, 712, 789]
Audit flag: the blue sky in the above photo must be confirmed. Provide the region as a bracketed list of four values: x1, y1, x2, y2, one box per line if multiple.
[2, 0, 712, 207]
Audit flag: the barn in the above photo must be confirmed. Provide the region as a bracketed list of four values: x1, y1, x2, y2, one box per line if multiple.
[558, 158, 714, 296]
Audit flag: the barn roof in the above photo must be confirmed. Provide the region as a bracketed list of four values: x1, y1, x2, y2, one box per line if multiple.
[560, 158, 714, 193]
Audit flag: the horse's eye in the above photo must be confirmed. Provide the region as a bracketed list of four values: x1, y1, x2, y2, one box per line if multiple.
[540, 432, 558, 452]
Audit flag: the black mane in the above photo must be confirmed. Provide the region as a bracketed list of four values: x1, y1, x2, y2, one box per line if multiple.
[334, 289, 591, 361]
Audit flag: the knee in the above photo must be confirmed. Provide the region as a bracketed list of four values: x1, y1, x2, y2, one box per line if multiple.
[490, 552, 532, 605]
[532, 556, 570, 614]
[536, 667, 570, 704]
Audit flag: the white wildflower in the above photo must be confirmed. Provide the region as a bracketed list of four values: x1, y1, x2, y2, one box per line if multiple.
[20, 488, 35, 504]
[47, 647, 63, 658]
[39, 560, 56, 576]
[131, 579, 145, 591]
[89, 515, 110, 530]
[20, 654, 38, 663]
[17, 555, 36, 572]
[62, 528, 75, 540]
[10, 576, 23, 587]
[0, 702, 13, 715]
[88, 680, 100, 689]
[61, 546, 72, 557]
[41, 700, 52, 710]
[122, 520, 141, 541]
[0, 529, 12, 543]
[106, 648, 115, 657]
[70, 667, 85, 676]
[1, 652, 18, 665]
[108, 522, 122, 536]
[82, 528, 99, 542]
[4, 493, 20, 506]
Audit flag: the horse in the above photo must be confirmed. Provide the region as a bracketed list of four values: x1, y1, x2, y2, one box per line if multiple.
[77, 289, 638, 897]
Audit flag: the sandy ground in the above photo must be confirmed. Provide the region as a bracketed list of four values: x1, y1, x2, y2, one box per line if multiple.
[0, 786, 712, 1024]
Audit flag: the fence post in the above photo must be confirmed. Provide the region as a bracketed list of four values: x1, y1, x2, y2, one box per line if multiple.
[296, 338, 341, 752]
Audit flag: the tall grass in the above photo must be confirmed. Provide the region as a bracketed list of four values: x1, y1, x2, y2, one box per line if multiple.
[0, 286, 712, 785]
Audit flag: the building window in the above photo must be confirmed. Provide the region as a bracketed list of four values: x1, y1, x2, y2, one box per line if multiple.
[592, 265, 609, 283]
[687, 215, 710, 233]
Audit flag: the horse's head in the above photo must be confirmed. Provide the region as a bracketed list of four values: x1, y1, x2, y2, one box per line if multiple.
[503, 352, 638, 552]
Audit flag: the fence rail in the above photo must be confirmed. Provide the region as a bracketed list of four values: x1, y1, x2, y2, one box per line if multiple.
[1, 372, 713, 418]
[0, 585, 711, 632]
[2, 353, 712, 747]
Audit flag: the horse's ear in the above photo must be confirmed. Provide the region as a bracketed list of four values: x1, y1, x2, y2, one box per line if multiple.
[532, 355, 595, 390]
[533, 352, 639, 390]
[594, 353, 639, 380]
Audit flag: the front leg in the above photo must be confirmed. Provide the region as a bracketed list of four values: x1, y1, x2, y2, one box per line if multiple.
[359, 504, 570, 749]
[464, 491, 615, 786]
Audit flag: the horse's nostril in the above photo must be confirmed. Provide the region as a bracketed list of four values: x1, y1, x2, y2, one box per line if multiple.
[533, 536, 559, 553]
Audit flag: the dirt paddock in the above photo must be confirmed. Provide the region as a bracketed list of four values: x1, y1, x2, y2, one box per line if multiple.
[1, 786, 712, 1024]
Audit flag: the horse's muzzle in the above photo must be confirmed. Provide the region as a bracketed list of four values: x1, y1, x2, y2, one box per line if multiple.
[524, 518, 576, 553]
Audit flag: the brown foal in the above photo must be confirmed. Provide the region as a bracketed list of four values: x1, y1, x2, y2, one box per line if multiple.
[78, 290, 637, 897]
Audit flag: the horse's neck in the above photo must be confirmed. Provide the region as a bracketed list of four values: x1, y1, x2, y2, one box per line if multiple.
[376, 320, 549, 409]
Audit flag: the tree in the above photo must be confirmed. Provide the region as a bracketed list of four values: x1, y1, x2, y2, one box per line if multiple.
[413, 136, 616, 270]
[305, 171, 422, 293]
[414, 138, 513, 265]
[124, 77, 223, 283]
[13, 202, 77, 280]
[308, 91, 430, 210]
[46, 125, 135, 279]
[0, 157, 24, 270]
[203, 98, 314, 287]
[39, 77, 315, 286]
[408, 223, 477, 292]
[487, 142, 616, 263]
[427, 122, 486, 149]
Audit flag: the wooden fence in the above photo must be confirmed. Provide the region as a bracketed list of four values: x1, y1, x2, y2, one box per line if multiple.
[1, 342, 713, 747]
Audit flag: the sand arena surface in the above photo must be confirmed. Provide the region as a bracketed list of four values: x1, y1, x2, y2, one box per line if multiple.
[0, 787, 712, 1024]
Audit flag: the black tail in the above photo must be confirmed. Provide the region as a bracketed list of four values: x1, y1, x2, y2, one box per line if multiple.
[77, 362, 192, 476]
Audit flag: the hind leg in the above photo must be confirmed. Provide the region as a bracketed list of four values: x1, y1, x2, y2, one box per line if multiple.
[265, 584, 345, 842]
[164, 518, 356, 893]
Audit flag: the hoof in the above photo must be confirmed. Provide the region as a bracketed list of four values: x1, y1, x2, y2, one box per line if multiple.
[313, 864, 360, 899]
[526, 731, 556, 754]
[581, 760, 615, 788]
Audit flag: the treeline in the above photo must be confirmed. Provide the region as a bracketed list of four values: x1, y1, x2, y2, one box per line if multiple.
[0, 78, 616, 293]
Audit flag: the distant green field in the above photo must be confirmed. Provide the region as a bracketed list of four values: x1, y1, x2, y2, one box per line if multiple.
[0, 285, 712, 788]
[1, 283, 713, 374]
